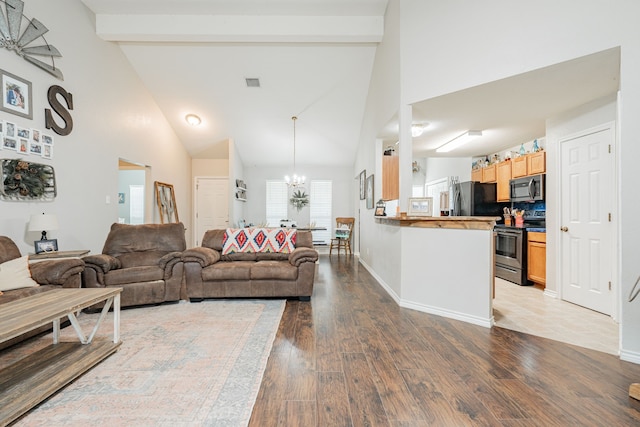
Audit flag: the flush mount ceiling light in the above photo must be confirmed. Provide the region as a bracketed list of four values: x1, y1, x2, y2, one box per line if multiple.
[185, 114, 201, 126]
[284, 116, 305, 188]
[411, 123, 427, 137]
[436, 130, 483, 153]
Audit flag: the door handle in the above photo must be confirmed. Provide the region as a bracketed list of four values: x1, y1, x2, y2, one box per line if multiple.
[528, 178, 535, 199]
[560, 226, 569, 232]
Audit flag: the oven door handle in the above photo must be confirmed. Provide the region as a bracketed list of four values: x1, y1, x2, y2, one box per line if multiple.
[496, 229, 523, 236]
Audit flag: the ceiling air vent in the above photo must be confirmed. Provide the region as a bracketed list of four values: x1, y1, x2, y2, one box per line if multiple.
[245, 78, 260, 88]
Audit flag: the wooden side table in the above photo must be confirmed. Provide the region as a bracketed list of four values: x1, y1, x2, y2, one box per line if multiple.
[29, 250, 89, 262]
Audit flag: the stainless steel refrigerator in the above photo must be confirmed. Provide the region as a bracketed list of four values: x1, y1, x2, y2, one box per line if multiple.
[452, 181, 508, 217]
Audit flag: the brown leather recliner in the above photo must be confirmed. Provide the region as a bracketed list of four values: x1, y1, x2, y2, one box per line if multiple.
[82, 222, 186, 309]
[0, 236, 85, 349]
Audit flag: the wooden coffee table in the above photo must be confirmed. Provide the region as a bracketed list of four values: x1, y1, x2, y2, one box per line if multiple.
[0, 288, 122, 426]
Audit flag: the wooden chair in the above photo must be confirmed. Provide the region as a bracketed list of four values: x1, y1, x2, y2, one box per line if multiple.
[329, 217, 355, 255]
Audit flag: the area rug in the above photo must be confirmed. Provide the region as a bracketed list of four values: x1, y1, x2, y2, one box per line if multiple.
[2, 299, 285, 426]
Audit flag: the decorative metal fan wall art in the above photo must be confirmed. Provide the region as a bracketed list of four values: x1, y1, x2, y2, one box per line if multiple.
[0, 0, 63, 80]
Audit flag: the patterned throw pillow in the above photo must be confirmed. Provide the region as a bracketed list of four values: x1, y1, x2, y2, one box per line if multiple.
[222, 228, 297, 255]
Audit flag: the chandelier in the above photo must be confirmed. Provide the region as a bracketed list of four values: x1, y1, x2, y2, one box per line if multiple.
[284, 116, 305, 188]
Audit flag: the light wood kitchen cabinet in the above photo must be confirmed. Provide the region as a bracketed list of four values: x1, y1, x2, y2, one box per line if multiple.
[481, 164, 496, 183]
[527, 231, 546, 287]
[528, 151, 546, 174]
[471, 168, 482, 182]
[496, 161, 512, 202]
[382, 155, 399, 200]
[511, 156, 528, 178]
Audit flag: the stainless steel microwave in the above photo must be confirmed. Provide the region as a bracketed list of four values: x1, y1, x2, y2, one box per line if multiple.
[510, 174, 544, 202]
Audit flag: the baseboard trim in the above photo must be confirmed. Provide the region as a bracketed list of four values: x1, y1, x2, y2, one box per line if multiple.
[620, 349, 640, 364]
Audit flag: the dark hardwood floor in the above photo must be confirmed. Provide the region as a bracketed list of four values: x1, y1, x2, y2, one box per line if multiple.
[249, 255, 640, 426]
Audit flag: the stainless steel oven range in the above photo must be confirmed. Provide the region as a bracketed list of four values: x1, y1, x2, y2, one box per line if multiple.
[494, 209, 546, 286]
[494, 225, 527, 286]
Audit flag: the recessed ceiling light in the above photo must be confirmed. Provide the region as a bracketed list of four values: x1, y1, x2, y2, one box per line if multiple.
[185, 114, 201, 126]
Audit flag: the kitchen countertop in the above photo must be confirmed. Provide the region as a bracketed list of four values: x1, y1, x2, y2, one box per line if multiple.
[376, 215, 500, 231]
[526, 227, 546, 232]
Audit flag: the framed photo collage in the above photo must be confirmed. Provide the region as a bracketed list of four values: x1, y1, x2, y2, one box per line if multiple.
[0, 120, 54, 160]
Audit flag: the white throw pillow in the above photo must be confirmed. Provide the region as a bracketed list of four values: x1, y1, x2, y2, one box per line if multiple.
[0, 256, 39, 291]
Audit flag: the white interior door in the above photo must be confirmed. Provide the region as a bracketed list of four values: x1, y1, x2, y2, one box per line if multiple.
[560, 126, 614, 315]
[194, 178, 228, 246]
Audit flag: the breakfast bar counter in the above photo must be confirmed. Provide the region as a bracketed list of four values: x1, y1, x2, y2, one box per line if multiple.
[375, 215, 498, 230]
[372, 216, 499, 328]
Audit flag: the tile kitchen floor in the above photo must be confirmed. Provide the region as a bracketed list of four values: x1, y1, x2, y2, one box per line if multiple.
[493, 278, 619, 355]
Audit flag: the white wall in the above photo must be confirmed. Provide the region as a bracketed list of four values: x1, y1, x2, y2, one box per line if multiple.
[0, 0, 192, 254]
[425, 157, 471, 184]
[355, 0, 401, 275]
[242, 164, 354, 228]
[356, 0, 640, 359]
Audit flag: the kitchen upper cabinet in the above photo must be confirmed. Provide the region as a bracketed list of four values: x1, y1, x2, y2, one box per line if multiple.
[471, 168, 482, 182]
[527, 231, 546, 287]
[382, 155, 399, 200]
[481, 164, 496, 183]
[496, 161, 512, 202]
[511, 156, 528, 178]
[528, 151, 546, 175]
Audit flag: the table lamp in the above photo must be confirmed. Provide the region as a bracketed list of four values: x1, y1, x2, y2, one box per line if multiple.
[29, 213, 59, 241]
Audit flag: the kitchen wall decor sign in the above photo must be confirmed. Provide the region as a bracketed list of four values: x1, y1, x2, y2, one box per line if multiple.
[0, 0, 64, 80]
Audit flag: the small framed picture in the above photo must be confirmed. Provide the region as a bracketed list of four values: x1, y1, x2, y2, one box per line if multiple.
[4, 121, 16, 138]
[17, 126, 29, 139]
[34, 239, 58, 254]
[2, 137, 17, 150]
[18, 138, 28, 153]
[375, 206, 386, 216]
[366, 174, 374, 209]
[29, 141, 42, 155]
[42, 144, 53, 159]
[31, 129, 40, 143]
[359, 169, 366, 200]
[42, 133, 54, 145]
[408, 197, 434, 217]
[0, 69, 32, 119]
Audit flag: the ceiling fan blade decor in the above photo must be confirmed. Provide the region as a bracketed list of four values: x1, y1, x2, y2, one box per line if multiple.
[0, 0, 64, 79]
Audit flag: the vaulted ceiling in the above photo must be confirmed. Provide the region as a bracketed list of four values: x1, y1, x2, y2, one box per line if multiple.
[80, 1, 620, 166]
[80, 0, 388, 166]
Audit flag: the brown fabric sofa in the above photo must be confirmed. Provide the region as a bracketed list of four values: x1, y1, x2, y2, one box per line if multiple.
[183, 229, 318, 301]
[82, 222, 186, 309]
[0, 236, 84, 350]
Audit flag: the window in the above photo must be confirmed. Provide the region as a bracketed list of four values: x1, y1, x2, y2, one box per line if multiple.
[129, 185, 144, 224]
[310, 180, 332, 245]
[265, 180, 288, 227]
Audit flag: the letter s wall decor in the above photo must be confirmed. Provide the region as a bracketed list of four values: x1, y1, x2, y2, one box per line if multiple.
[45, 85, 73, 136]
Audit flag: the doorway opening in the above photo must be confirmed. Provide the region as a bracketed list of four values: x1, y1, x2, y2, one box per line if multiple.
[118, 159, 152, 224]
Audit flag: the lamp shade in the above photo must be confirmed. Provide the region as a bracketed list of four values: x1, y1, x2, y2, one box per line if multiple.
[28, 213, 59, 232]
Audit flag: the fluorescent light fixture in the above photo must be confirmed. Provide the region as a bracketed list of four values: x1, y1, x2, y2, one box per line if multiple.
[436, 130, 483, 153]
[185, 114, 201, 126]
